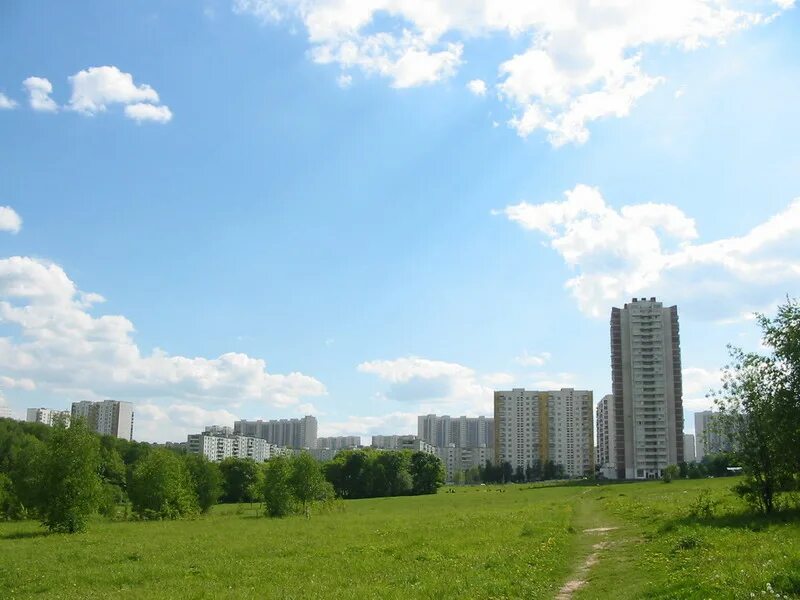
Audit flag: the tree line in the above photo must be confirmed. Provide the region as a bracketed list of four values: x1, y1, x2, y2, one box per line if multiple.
[0, 418, 445, 533]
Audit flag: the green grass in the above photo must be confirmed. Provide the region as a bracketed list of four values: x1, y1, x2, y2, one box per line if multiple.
[576, 478, 800, 599]
[1, 478, 798, 599]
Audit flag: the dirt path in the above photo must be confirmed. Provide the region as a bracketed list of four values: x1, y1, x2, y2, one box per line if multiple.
[555, 496, 619, 600]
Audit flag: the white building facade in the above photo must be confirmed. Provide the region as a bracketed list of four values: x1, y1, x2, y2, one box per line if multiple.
[683, 433, 696, 463]
[234, 416, 317, 448]
[71, 400, 134, 440]
[418, 415, 494, 448]
[26, 407, 71, 427]
[596, 394, 616, 478]
[187, 429, 288, 462]
[494, 388, 594, 478]
[316, 436, 361, 450]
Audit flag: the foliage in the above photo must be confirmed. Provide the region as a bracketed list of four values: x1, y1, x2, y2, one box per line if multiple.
[289, 453, 334, 517]
[409, 452, 445, 495]
[184, 454, 223, 513]
[662, 464, 679, 483]
[219, 457, 262, 504]
[263, 455, 295, 517]
[36, 419, 103, 533]
[129, 449, 198, 519]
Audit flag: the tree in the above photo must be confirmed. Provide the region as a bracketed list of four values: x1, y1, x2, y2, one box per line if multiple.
[290, 452, 333, 516]
[7, 434, 45, 519]
[263, 455, 295, 517]
[662, 464, 679, 483]
[712, 299, 800, 513]
[410, 452, 444, 495]
[185, 454, 223, 513]
[219, 457, 261, 503]
[129, 449, 198, 519]
[37, 419, 102, 533]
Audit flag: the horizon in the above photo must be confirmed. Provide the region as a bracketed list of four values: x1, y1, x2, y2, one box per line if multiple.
[2, 0, 800, 443]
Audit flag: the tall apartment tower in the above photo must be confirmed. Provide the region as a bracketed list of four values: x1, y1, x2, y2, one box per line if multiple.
[234, 416, 317, 448]
[417, 414, 494, 448]
[694, 410, 727, 461]
[494, 388, 594, 478]
[595, 394, 615, 478]
[71, 400, 134, 440]
[611, 297, 684, 479]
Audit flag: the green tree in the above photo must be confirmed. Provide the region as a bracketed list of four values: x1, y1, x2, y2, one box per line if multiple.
[37, 420, 102, 533]
[263, 455, 295, 517]
[410, 452, 444, 495]
[662, 464, 679, 483]
[219, 457, 261, 503]
[290, 452, 333, 516]
[713, 299, 800, 513]
[7, 434, 45, 518]
[129, 449, 198, 519]
[184, 454, 223, 513]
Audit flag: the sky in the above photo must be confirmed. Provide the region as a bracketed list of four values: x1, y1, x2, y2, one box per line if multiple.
[1, 0, 799, 443]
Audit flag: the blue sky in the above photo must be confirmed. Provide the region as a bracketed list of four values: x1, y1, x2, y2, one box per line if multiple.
[1, 0, 799, 442]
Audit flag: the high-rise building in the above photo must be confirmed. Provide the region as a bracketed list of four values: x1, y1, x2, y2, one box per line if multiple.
[234, 416, 317, 449]
[436, 446, 495, 482]
[494, 388, 594, 478]
[0, 405, 13, 419]
[596, 394, 615, 478]
[683, 433, 696, 463]
[611, 297, 684, 479]
[694, 411, 727, 461]
[417, 415, 494, 448]
[316, 436, 361, 450]
[370, 434, 434, 453]
[26, 407, 71, 427]
[70, 400, 134, 440]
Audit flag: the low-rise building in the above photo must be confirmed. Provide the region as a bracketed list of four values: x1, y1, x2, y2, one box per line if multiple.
[316, 436, 361, 450]
[187, 427, 289, 462]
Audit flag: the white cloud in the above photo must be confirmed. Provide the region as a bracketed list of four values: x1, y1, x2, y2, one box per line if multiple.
[67, 66, 172, 123]
[529, 371, 579, 390]
[467, 79, 487, 96]
[500, 184, 800, 319]
[0, 207, 22, 234]
[336, 73, 353, 88]
[358, 356, 494, 415]
[515, 351, 551, 367]
[0, 375, 36, 390]
[682, 366, 722, 411]
[234, 0, 791, 145]
[320, 411, 417, 440]
[124, 103, 173, 123]
[22, 77, 58, 112]
[0, 93, 17, 110]
[0, 256, 326, 442]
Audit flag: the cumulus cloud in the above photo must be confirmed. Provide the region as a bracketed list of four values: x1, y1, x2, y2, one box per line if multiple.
[499, 184, 800, 319]
[0, 207, 22, 234]
[0, 256, 326, 441]
[358, 356, 502, 416]
[124, 103, 173, 123]
[467, 79, 487, 96]
[515, 351, 551, 367]
[233, 0, 791, 145]
[66, 66, 172, 123]
[22, 77, 58, 112]
[320, 411, 417, 440]
[682, 366, 722, 411]
[0, 93, 17, 110]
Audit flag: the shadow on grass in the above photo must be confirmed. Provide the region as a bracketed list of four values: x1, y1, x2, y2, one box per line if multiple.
[662, 506, 800, 532]
[1, 529, 50, 540]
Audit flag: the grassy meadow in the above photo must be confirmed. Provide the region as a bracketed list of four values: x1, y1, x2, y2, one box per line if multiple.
[1, 477, 799, 599]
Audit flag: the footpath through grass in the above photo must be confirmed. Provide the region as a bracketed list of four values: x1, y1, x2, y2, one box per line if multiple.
[575, 477, 800, 599]
[1, 484, 586, 599]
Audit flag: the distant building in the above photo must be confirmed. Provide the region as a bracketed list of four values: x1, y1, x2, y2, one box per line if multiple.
[371, 435, 434, 454]
[418, 415, 494, 448]
[71, 400, 134, 440]
[596, 394, 616, 479]
[694, 411, 728, 460]
[26, 407, 71, 427]
[683, 433, 696, 463]
[494, 388, 594, 478]
[234, 416, 317, 449]
[316, 436, 360, 450]
[436, 445, 495, 482]
[187, 429, 290, 462]
[0, 406, 13, 419]
[610, 297, 684, 479]
[298, 448, 340, 462]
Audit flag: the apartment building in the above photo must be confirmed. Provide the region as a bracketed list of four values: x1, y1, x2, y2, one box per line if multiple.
[316, 436, 361, 450]
[26, 407, 71, 427]
[683, 433, 696, 463]
[371, 435, 434, 454]
[596, 394, 615, 478]
[418, 414, 494, 448]
[435, 445, 495, 482]
[187, 428, 289, 462]
[694, 411, 728, 460]
[611, 297, 684, 479]
[71, 400, 134, 440]
[494, 388, 594, 478]
[234, 416, 317, 449]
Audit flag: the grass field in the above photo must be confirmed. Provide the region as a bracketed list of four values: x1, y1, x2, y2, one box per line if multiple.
[1, 477, 798, 599]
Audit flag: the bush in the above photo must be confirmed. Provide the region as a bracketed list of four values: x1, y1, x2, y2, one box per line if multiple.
[129, 449, 198, 519]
